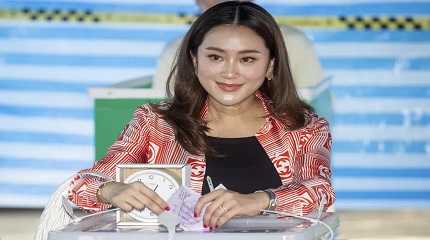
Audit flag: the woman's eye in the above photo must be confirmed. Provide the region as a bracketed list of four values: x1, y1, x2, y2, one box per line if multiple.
[208, 54, 222, 61]
[241, 57, 256, 63]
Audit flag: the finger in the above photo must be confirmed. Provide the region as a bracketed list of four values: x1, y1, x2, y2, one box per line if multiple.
[131, 181, 169, 213]
[216, 207, 241, 228]
[203, 192, 231, 227]
[143, 198, 166, 215]
[129, 184, 168, 215]
[194, 189, 225, 217]
[125, 195, 146, 210]
[209, 199, 236, 228]
[117, 201, 134, 212]
[137, 183, 170, 210]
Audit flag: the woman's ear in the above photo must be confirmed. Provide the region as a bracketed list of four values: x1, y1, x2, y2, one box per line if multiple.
[266, 59, 274, 80]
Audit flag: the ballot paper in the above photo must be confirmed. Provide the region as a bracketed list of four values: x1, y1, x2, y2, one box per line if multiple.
[164, 186, 207, 231]
[158, 184, 229, 240]
[157, 187, 205, 240]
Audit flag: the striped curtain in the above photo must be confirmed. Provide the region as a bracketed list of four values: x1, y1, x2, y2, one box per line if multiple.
[0, 0, 429, 208]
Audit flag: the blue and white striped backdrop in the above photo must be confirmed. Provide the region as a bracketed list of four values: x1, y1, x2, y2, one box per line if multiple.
[0, 0, 429, 209]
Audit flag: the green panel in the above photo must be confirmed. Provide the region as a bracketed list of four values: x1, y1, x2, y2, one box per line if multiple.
[94, 98, 163, 160]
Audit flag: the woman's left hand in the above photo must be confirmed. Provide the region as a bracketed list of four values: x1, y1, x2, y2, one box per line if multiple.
[194, 189, 269, 229]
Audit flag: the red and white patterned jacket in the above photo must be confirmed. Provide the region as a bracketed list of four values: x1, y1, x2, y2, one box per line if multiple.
[69, 93, 335, 215]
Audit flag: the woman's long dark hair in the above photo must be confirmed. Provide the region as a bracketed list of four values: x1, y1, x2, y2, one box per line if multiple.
[155, 1, 313, 155]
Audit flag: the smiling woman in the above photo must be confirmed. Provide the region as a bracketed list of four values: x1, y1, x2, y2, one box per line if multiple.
[68, 1, 335, 230]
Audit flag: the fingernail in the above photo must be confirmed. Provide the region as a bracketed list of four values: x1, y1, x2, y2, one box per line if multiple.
[215, 225, 218, 228]
[203, 224, 207, 228]
[194, 212, 198, 218]
[165, 206, 170, 211]
[209, 227, 213, 231]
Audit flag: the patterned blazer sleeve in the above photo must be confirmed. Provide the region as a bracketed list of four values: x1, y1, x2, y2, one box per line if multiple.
[68, 105, 153, 211]
[272, 117, 335, 215]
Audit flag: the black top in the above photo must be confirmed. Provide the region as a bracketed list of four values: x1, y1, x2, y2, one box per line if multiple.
[202, 136, 282, 195]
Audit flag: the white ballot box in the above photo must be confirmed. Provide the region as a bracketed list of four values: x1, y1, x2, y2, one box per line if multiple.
[48, 211, 339, 240]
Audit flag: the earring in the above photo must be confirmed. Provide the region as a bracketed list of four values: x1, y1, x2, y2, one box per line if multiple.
[266, 70, 273, 81]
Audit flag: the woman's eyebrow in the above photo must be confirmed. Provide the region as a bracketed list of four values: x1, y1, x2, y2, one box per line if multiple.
[204, 46, 263, 54]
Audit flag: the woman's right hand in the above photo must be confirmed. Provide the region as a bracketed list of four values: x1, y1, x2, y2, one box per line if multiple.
[99, 181, 170, 214]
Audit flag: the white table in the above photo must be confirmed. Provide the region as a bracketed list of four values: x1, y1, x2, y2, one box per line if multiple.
[49, 212, 338, 240]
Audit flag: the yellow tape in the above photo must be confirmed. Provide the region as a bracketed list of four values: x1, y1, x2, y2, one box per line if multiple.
[0, 9, 194, 24]
[0, 9, 429, 31]
[337, 15, 430, 31]
[275, 16, 347, 28]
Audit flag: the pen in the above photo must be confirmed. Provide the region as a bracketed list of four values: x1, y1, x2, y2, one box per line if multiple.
[206, 176, 215, 192]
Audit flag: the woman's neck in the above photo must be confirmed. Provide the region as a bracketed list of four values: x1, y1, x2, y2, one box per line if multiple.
[207, 96, 261, 120]
[206, 96, 266, 138]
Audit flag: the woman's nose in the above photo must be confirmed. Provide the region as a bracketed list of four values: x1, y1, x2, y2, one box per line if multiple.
[221, 58, 239, 79]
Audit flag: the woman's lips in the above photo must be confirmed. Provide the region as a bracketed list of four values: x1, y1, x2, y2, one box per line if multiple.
[216, 82, 243, 92]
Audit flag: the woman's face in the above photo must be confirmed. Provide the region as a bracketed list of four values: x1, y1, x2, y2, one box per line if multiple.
[194, 24, 272, 107]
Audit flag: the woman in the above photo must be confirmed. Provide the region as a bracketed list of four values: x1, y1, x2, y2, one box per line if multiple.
[69, 1, 335, 229]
